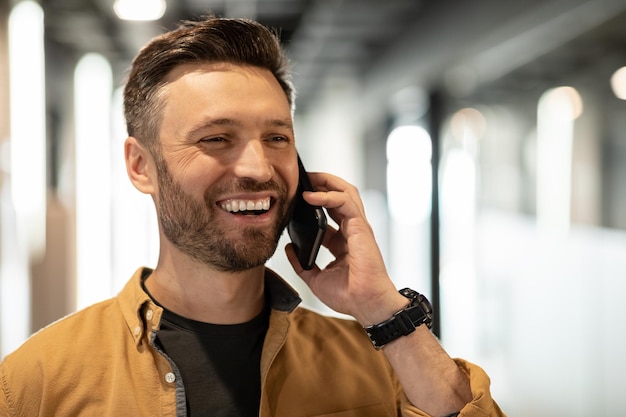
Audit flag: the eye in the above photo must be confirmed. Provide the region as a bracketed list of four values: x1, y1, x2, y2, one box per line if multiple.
[196, 136, 231, 152]
[265, 135, 291, 148]
[199, 136, 227, 143]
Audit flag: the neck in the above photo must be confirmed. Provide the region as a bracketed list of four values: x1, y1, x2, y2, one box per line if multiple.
[146, 247, 267, 324]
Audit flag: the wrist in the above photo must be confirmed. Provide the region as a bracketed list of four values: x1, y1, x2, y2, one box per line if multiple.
[354, 291, 409, 327]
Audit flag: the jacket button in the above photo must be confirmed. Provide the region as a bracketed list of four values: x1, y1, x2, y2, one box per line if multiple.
[165, 372, 176, 383]
[146, 309, 154, 321]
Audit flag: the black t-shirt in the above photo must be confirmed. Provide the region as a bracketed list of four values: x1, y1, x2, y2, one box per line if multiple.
[156, 304, 270, 417]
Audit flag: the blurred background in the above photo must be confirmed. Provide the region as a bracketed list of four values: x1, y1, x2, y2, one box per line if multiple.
[1, 0, 626, 414]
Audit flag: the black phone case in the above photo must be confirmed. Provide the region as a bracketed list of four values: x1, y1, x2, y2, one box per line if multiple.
[287, 155, 327, 270]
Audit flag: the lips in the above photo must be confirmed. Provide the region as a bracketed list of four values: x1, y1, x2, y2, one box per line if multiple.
[219, 197, 271, 213]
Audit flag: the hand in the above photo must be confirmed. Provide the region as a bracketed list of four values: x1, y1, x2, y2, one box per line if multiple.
[285, 173, 475, 415]
[285, 172, 407, 325]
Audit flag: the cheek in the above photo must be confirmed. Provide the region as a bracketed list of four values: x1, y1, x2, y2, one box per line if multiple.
[188, 171, 219, 193]
[283, 162, 299, 199]
[172, 158, 223, 194]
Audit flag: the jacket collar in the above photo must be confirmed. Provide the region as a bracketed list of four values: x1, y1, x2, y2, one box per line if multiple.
[118, 267, 302, 345]
[263, 267, 302, 313]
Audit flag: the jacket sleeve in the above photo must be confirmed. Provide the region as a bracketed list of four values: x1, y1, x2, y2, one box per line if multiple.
[400, 359, 507, 417]
[0, 360, 13, 417]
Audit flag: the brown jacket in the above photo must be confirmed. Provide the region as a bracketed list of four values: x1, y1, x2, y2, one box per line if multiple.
[0, 267, 504, 416]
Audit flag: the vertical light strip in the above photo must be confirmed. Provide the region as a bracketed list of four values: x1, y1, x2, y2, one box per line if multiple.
[74, 53, 113, 310]
[0, 184, 30, 358]
[8, 0, 47, 260]
[536, 87, 582, 233]
[386, 125, 433, 292]
[438, 108, 482, 355]
[1, 0, 46, 358]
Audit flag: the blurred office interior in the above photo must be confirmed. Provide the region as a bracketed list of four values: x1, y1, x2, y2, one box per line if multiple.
[1, 0, 626, 415]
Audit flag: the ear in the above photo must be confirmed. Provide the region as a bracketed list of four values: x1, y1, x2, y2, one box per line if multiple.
[124, 136, 156, 194]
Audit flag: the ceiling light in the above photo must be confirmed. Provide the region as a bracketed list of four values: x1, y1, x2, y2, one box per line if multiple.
[610, 66, 626, 100]
[113, 0, 166, 21]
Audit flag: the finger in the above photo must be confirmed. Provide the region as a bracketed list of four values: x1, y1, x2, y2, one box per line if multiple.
[306, 173, 367, 215]
[304, 189, 365, 224]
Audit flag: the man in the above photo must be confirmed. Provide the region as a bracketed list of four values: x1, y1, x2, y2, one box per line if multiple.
[0, 16, 505, 417]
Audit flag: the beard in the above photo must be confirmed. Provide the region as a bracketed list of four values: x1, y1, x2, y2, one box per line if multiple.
[155, 159, 292, 272]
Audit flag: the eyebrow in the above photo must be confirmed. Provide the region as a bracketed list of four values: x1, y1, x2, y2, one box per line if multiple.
[186, 117, 293, 138]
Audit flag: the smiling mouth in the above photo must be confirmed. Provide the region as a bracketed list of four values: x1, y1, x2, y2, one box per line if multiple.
[219, 197, 271, 215]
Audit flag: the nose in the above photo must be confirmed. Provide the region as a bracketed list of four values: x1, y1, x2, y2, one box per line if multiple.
[233, 140, 274, 182]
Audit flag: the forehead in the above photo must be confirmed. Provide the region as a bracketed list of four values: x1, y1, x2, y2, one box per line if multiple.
[163, 62, 287, 101]
[156, 63, 291, 136]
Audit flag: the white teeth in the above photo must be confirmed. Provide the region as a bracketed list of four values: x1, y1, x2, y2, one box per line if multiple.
[220, 197, 271, 213]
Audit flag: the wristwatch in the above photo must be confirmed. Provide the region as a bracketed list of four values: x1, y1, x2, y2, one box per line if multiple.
[364, 288, 433, 350]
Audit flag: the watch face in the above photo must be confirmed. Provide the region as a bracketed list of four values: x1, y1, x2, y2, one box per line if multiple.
[398, 288, 433, 329]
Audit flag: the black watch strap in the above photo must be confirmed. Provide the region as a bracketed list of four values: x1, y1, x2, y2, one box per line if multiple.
[364, 288, 433, 350]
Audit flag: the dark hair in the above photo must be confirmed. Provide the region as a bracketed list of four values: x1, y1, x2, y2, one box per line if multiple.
[123, 15, 294, 150]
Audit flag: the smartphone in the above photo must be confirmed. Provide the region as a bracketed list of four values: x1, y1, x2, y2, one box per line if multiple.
[287, 155, 327, 270]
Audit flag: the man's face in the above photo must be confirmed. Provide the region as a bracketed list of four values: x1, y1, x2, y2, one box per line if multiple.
[153, 63, 298, 271]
